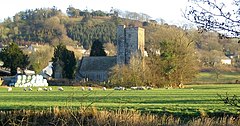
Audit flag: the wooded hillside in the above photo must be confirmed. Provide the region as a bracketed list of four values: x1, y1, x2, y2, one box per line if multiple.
[1, 6, 240, 72]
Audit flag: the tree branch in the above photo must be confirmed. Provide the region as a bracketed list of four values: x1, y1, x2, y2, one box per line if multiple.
[217, 93, 240, 108]
[185, 0, 240, 37]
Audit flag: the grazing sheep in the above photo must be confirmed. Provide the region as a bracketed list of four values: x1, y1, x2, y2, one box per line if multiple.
[58, 87, 64, 91]
[37, 87, 43, 91]
[102, 87, 107, 91]
[81, 87, 85, 91]
[131, 86, 145, 90]
[114, 87, 119, 90]
[48, 87, 52, 91]
[88, 87, 93, 91]
[178, 83, 184, 88]
[165, 86, 173, 89]
[137, 86, 145, 90]
[43, 87, 48, 91]
[28, 87, 33, 91]
[23, 87, 27, 91]
[7, 87, 12, 92]
[131, 87, 137, 90]
[146, 86, 153, 90]
[114, 86, 125, 90]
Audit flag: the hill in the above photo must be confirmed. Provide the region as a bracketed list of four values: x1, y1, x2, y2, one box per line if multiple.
[1, 6, 240, 75]
[0, 7, 147, 49]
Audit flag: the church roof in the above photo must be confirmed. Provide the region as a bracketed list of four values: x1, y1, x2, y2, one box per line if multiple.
[79, 56, 117, 72]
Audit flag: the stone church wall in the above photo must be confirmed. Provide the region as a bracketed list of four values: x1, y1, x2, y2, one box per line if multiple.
[117, 25, 145, 65]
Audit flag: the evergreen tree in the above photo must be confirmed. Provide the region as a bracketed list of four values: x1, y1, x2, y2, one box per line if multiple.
[0, 43, 29, 75]
[90, 39, 106, 56]
[62, 49, 76, 79]
[52, 44, 76, 79]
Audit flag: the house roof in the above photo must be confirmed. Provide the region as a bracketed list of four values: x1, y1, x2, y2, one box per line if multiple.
[79, 56, 117, 72]
[41, 62, 53, 76]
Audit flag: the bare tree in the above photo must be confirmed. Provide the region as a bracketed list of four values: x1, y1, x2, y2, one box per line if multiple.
[145, 25, 199, 87]
[109, 54, 151, 87]
[103, 42, 116, 56]
[185, 0, 240, 37]
[28, 45, 54, 73]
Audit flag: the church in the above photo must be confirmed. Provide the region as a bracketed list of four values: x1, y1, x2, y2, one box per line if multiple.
[77, 25, 145, 82]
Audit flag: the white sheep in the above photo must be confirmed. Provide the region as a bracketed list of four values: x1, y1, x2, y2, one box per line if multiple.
[7, 87, 12, 92]
[37, 87, 43, 91]
[120, 87, 125, 90]
[137, 86, 145, 90]
[49, 87, 52, 91]
[88, 87, 93, 91]
[81, 87, 85, 91]
[102, 87, 107, 91]
[114, 87, 120, 90]
[28, 87, 33, 91]
[146, 86, 153, 90]
[43, 87, 48, 91]
[114, 86, 125, 90]
[58, 87, 64, 91]
[165, 86, 173, 89]
[23, 87, 27, 91]
[131, 87, 137, 90]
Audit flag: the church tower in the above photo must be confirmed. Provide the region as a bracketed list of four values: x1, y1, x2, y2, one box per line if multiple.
[117, 25, 145, 65]
[117, 25, 126, 65]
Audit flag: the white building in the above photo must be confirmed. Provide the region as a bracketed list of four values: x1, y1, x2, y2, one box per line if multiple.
[221, 57, 231, 65]
[40, 62, 53, 79]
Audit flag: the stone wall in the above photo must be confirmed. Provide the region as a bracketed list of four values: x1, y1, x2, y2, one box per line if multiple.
[117, 25, 145, 65]
[80, 71, 108, 82]
[117, 25, 126, 65]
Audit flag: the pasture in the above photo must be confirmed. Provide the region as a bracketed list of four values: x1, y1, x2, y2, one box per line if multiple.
[0, 84, 240, 117]
[193, 71, 240, 84]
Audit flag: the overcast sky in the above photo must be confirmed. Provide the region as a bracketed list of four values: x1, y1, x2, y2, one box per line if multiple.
[0, 0, 191, 25]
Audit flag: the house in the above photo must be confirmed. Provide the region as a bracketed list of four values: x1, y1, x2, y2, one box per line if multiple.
[221, 57, 231, 65]
[28, 45, 37, 52]
[40, 62, 53, 79]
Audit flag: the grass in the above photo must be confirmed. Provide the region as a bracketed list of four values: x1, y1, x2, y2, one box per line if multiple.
[3, 108, 240, 126]
[1, 84, 240, 117]
[192, 71, 240, 83]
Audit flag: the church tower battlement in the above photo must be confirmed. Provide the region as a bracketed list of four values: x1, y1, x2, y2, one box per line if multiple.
[117, 25, 145, 65]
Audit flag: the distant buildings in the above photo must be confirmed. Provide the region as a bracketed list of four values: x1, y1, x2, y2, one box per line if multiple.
[220, 57, 232, 65]
[1, 25, 146, 83]
[40, 62, 53, 79]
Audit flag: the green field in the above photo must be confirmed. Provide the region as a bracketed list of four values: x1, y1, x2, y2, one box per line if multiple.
[0, 84, 240, 117]
[193, 72, 240, 83]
